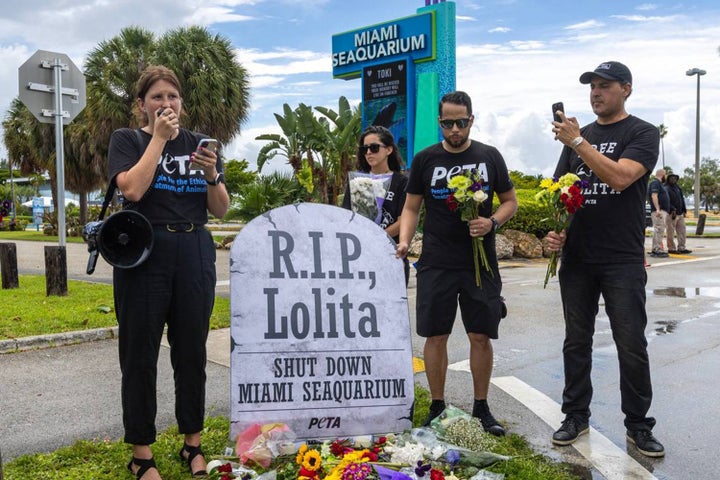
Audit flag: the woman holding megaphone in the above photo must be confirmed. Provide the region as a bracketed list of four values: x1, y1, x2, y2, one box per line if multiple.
[107, 65, 229, 480]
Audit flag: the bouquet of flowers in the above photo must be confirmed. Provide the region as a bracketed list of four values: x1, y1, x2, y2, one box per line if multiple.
[347, 172, 393, 224]
[535, 173, 585, 288]
[445, 170, 492, 287]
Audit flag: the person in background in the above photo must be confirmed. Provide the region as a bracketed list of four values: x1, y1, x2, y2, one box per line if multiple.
[108, 65, 230, 479]
[648, 168, 670, 258]
[342, 125, 409, 284]
[664, 173, 691, 254]
[396, 91, 517, 436]
[547, 61, 665, 457]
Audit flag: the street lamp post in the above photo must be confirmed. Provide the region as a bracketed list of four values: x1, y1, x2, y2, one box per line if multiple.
[686, 67, 706, 218]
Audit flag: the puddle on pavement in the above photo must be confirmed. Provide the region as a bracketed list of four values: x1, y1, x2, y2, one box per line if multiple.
[651, 287, 720, 298]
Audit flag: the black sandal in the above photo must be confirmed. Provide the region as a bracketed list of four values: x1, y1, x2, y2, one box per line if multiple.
[179, 443, 208, 478]
[127, 457, 157, 479]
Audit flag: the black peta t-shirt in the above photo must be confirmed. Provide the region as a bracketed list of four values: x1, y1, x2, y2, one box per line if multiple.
[407, 140, 514, 269]
[108, 128, 224, 226]
[553, 115, 659, 264]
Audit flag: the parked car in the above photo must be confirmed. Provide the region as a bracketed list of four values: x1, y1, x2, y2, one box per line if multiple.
[645, 202, 652, 227]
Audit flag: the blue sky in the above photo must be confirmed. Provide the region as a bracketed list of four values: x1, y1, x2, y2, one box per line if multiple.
[1, 0, 719, 177]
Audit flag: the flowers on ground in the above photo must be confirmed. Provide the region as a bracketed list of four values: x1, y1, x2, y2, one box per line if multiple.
[536, 173, 586, 288]
[446, 170, 492, 287]
[220, 417, 508, 480]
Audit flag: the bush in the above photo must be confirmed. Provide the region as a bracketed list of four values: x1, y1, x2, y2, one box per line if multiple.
[494, 188, 550, 238]
[0, 218, 29, 231]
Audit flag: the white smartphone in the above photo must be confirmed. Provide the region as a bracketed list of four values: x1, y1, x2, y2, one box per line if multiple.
[196, 138, 219, 154]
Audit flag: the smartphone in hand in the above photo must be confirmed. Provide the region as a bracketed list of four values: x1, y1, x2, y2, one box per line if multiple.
[196, 138, 219, 154]
[552, 102, 564, 123]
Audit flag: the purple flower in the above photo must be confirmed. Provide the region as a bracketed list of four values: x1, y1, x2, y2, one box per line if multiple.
[445, 449, 460, 466]
[414, 461, 431, 477]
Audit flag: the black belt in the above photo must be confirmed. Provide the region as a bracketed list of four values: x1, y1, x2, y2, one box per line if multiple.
[157, 223, 202, 233]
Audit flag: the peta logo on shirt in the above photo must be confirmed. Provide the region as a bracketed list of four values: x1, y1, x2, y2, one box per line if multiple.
[430, 163, 487, 187]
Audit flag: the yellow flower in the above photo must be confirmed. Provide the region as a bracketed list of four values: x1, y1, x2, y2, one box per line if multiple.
[448, 175, 471, 192]
[302, 449, 322, 472]
[296, 444, 308, 465]
[558, 173, 580, 187]
[539, 178, 555, 189]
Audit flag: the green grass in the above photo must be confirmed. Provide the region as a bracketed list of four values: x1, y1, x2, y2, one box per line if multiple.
[0, 275, 230, 340]
[2, 392, 583, 480]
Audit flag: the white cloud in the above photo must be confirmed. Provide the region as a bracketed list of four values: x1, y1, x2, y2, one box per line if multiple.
[565, 20, 605, 30]
[489, 27, 511, 33]
[610, 14, 679, 22]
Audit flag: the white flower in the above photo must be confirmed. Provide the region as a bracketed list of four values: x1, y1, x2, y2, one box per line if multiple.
[385, 442, 426, 465]
[472, 190, 488, 203]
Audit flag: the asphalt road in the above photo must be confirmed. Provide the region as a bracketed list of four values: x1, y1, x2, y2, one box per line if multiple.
[2, 236, 719, 480]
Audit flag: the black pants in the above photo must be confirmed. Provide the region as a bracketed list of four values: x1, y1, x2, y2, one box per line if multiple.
[114, 227, 216, 445]
[558, 261, 655, 432]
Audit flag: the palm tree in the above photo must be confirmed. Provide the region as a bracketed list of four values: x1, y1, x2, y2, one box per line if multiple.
[83, 26, 157, 160]
[2, 98, 57, 207]
[64, 111, 106, 222]
[155, 26, 250, 145]
[658, 124, 668, 168]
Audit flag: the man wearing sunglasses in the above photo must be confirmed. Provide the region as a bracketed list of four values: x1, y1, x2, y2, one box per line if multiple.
[397, 91, 518, 435]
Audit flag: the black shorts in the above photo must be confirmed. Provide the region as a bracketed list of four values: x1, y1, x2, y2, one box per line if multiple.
[415, 265, 503, 338]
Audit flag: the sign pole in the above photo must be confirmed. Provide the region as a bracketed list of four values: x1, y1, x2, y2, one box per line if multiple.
[53, 57, 67, 246]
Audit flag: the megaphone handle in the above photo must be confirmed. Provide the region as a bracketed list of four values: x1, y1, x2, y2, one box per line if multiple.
[86, 250, 99, 275]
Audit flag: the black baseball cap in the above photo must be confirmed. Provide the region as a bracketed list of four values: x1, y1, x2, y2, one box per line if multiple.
[579, 61, 632, 85]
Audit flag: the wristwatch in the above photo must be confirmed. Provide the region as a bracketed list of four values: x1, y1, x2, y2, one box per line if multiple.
[206, 171, 224, 186]
[490, 216, 499, 232]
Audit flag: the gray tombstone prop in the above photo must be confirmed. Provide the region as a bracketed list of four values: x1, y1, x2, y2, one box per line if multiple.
[229, 203, 414, 443]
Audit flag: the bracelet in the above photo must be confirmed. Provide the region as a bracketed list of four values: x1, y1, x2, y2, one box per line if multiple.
[570, 136, 584, 149]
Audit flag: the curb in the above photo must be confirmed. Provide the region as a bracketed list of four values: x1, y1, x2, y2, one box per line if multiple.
[0, 326, 119, 354]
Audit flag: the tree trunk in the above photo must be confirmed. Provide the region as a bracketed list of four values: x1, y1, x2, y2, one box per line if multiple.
[44, 246, 68, 296]
[0, 243, 19, 289]
[79, 191, 88, 224]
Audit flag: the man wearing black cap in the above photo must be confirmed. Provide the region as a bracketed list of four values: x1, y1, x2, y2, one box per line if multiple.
[546, 61, 665, 457]
[665, 173, 691, 254]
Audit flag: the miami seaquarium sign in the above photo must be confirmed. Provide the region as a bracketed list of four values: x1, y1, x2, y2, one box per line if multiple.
[332, 12, 436, 79]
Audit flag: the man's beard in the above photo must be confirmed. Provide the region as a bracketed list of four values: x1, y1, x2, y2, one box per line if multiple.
[444, 133, 469, 149]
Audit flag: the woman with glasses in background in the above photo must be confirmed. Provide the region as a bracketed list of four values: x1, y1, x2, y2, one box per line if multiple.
[342, 125, 409, 284]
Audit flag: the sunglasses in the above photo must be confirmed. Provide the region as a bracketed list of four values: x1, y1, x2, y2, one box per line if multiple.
[439, 117, 471, 129]
[359, 143, 385, 154]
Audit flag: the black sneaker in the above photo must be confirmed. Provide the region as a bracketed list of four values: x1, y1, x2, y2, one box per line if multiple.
[472, 400, 506, 436]
[626, 429, 665, 457]
[678, 249, 692, 254]
[667, 249, 678, 254]
[652, 250, 669, 258]
[422, 400, 446, 427]
[552, 417, 589, 446]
